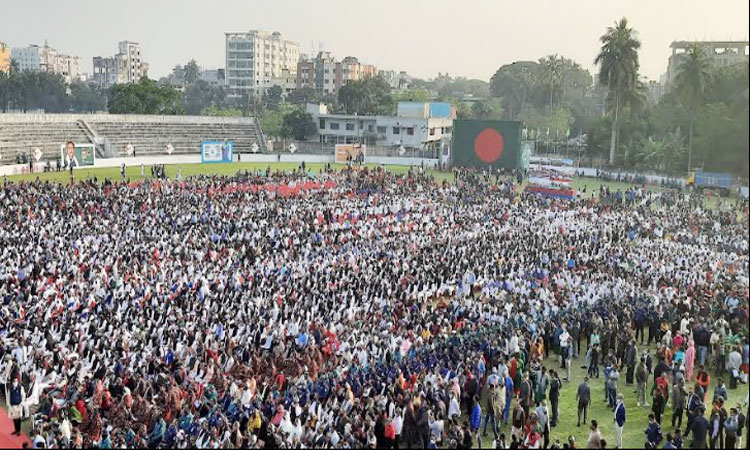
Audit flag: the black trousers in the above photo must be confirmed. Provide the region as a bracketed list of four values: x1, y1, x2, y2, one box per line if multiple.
[13, 418, 22, 433]
[672, 407, 683, 428]
[550, 396, 559, 426]
[626, 365, 635, 384]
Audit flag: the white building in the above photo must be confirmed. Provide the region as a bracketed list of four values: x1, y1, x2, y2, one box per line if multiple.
[269, 68, 297, 97]
[305, 102, 455, 154]
[92, 41, 148, 88]
[665, 40, 749, 85]
[11, 42, 81, 81]
[200, 69, 225, 87]
[379, 70, 412, 90]
[225, 30, 299, 98]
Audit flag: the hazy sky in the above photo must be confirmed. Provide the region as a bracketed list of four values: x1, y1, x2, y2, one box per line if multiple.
[2, 0, 748, 82]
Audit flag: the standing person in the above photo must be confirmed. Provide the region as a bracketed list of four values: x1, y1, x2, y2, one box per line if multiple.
[689, 405, 709, 449]
[503, 370, 514, 426]
[577, 377, 591, 427]
[686, 339, 696, 382]
[482, 383, 499, 441]
[511, 402, 526, 442]
[587, 420, 602, 449]
[536, 400, 550, 449]
[724, 407, 739, 450]
[636, 358, 649, 407]
[672, 379, 688, 429]
[625, 340, 637, 385]
[614, 393, 626, 449]
[607, 365, 620, 409]
[549, 370, 562, 427]
[5, 376, 25, 435]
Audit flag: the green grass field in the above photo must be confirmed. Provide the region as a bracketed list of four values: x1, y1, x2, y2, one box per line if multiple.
[474, 349, 746, 448]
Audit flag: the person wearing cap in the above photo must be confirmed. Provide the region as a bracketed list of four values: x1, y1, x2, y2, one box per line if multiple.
[613, 393, 626, 449]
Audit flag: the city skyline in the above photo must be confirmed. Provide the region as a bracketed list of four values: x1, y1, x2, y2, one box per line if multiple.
[1, 0, 748, 83]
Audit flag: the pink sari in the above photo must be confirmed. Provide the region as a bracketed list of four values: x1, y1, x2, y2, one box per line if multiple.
[685, 340, 696, 382]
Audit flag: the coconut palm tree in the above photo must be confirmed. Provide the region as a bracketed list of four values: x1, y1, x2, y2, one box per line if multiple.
[673, 43, 714, 172]
[539, 54, 563, 110]
[595, 17, 641, 165]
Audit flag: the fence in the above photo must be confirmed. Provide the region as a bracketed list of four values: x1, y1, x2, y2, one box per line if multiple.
[266, 140, 439, 159]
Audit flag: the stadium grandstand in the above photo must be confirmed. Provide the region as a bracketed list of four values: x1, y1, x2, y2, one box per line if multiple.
[0, 114, 265, 164]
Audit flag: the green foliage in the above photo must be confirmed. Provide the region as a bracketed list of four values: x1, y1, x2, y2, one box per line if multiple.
[470, 97, 503, 120]
[286, 86, 321, 105]
[595, 17, 642, 164]
[69, 81, 107, 112]
[338, 76, 394, 115]
[394, 89, 432, 103]
[260, 106, 288, 138]
[281, 108, 317, 140]
[201, 106, 243, 117]
[183, 80, 228, 115]
[108, 77, 184, 115]
[264, 85, 283, 110]
[0, 69, 70, 112]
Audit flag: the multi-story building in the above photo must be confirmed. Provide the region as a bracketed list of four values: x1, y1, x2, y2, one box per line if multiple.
[200, 69, 225, 87]
[11, 45, 42, 71]
[268, 68, 297, 97]
[296, 52, 377, 93]
[665, 40, 749, 85]
[10, 41, 81, 81]
[306, 101, 455, 154]
[379, 70, 412, 90]
[0, 41, 10, 72]
[92, 41, 148, 88]
[225, 30, 299, 98]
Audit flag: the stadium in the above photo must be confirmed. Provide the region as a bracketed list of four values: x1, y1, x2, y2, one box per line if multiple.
[1, 2, 749, 450]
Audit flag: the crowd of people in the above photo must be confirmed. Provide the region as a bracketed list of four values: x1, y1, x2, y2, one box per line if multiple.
[0, 165, 748, 449]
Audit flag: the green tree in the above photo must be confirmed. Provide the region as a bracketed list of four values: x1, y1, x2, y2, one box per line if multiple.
[260, 107, 287, 138]
[470, 97, 503, 120]
[264, 85, 283, 110]
[70, 81, 107, 112]
[108, 77, 183, 114]
[673, 43, 714, 172]
[595, 17, 641, 165]
[183, 59, 201, 85]
[183, 80, 228, 115]
[489, 61, 539, 120]
[287, 86, 321, 105]
[539, 54, 563, 110]
[201, 106, 243, 117]
[338, 76, 394, 115]
[281, 108, 316, 140]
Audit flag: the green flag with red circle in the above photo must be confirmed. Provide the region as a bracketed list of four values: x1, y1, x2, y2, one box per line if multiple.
[451, 120, 523, 169]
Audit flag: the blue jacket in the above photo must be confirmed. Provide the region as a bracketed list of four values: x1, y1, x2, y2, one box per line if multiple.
[470, 403, 482, 430]
[646, 422, 662, 445]
[615, 402, 626, 427]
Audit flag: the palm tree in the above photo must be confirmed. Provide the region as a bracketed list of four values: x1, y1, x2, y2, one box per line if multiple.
[539, 54, 562, 110]
[673, 43, 714, 172]
[595, 17, 641, 165]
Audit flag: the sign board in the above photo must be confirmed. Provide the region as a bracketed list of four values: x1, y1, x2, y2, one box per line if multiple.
[33, 148, 43, 161]
[251, 143, 260, 153]
[201, 141, 233, 163]
[288, 143, 297, 154]
[335, 144, 366, 164]
[165, 143, 174, 155]
[126, 143, 134, 156]
[60, 143, 96, 168]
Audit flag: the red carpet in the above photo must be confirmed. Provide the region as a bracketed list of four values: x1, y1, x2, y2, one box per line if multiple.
[0, 407, 30, 449]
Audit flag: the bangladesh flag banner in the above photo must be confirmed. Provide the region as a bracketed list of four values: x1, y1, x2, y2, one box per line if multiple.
[451, 120, 523, 169]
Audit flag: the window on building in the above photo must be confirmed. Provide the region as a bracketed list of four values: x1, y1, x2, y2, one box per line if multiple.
[407, 127, 414, 136]
[345, 123, 355, 131]
[330, 122, 340, 130]
[319, 119, 325, 129]
[377, 126, 386, 134]
[392, 127, 400, 135]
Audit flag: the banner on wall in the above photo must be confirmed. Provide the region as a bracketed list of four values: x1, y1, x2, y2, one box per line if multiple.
[201, 141, 233, 163]
[60, 143, 95, 167]
[335, 144, 366, 164]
